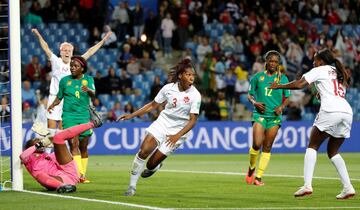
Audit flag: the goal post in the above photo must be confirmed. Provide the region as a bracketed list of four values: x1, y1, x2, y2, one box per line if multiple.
[9, 0, 23, 191]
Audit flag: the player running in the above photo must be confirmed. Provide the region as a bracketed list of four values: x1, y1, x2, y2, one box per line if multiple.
[20, 107, 102, 193]
[246, 50, 290, 186]
[119, 57, 201, 196]
[270, 48, 355, 199]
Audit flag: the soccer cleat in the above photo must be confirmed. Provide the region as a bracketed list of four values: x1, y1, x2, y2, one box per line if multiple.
[336, 186, 355, 199]
[56, 184, 76, 193]
[79, 175, 91, 183]
[245, 167, 255, 184]
[253, 177, 265, 186]
[294, 186, 313, 197]
[124, 186, 136, 196]
[89, 105, 103, 128]
[141, 163, 162, 178]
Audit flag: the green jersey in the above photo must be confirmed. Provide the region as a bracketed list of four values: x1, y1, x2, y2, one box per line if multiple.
[57, 74, 95, 120]
[248, 71, 290, 117]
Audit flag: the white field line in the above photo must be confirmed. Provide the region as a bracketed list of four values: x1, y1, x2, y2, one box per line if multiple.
[161, 169, 360, 182]
[11, 169, 360, 210]
[18, 189, 169, 210]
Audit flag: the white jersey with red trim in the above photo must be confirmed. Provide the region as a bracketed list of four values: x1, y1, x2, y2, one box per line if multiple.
[154, 82, 201, 130]
[303, 65, 352, 114]
[49, 53, 71, 95]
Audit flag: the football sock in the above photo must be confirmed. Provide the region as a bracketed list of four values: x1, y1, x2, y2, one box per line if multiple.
[304, 148, 317, 188]
[48, 128, 57, 136]
[35, 172, 63, 190]
[249, 147, 260, 170]
[129, 153, 146, 188]
[331, 154, 352, 189]
[53, 122, 94, 144]
[74, 155, 84, 176]
[256, 152, 271, 178]
[81, 158, 89, 176]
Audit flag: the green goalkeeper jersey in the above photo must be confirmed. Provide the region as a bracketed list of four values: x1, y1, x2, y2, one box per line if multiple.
[248, 71, 291, 117]
[57, 74, 95, 120]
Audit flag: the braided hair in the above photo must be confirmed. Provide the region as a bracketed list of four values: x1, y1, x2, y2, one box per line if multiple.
[315, 48, 350, 87]
[168, 57, 195, 83]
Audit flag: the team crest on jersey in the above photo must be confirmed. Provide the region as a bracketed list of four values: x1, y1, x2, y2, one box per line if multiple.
[67, 80, 72, 86]
[82, 80, 88, 87]
[260, 76, 264, 81]
[183, 96, 190, 103]
[274, 77, 280, 83]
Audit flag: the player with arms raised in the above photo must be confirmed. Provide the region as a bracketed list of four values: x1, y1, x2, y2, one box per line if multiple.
[32, 29, 111, 182]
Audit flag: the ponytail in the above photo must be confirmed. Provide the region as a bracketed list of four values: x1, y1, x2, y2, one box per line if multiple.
[334, 59, 350, 87]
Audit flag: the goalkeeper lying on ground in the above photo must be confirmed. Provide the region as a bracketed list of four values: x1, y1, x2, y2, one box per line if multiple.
[20, 107, 102, 193]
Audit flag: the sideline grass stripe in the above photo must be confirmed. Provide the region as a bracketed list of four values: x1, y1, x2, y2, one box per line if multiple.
[173, 207, 360, 210]
[20, 189, 169, 210]
[161, 169, 360, 182]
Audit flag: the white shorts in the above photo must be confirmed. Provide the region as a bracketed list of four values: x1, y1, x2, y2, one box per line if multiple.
[145, 120, 187, 156]
[314, 111, 353, 138]
[46, 94, 63, 121]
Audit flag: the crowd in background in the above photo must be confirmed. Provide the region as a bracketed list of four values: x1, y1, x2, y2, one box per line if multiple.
[2, 0, 360, 123]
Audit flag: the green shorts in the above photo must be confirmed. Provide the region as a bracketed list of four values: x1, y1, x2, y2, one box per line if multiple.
[62, 116, 92, 139]
[252, 113, 282, 129]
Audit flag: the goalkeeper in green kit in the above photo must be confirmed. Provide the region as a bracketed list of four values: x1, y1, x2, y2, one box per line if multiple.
[48, 55, 97, 183]
[245, 50, 291, 186]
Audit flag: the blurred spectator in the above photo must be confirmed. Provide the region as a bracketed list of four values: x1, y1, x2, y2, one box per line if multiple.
[88, 26, 101, 46]
[117, 43, 132, 68]
[224, 67, 237, 103]
[111, 1, 129, 42]
[218, 92, 229, 120]
[202, 96, 220, 121]
[126, 56, 140, 75]
[139, 51, 153, 72]
[149, 75, 162, 100]
[101, 25, 117, 48]
[108, 101, 124, 122]
[38, 73, 51, 96]
[22, 80, 37, 106]
[92, 97, 107, 121]
[93, 71, 105, 95]
[103, 66, 121, 95]
[25, 55, 45, 82]
[119, 68, 132, 94]
[22, 101, 34, 123]
[144, 10, 159, 41]
[196, 36, 212, 64]
[0, 96, 10, 123]
[161, 12, 175, 58]
[34, 91, 48, 125]
[132, 2, 144, 40]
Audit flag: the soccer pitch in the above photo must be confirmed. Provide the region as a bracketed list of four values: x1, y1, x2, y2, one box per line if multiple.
[0, 154, 359, 209]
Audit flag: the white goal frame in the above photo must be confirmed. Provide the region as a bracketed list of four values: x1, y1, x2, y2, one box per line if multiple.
[9, 0, 23, 191]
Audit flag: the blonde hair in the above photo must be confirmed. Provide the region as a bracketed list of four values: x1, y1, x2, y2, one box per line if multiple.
[60, 42, 74, 51]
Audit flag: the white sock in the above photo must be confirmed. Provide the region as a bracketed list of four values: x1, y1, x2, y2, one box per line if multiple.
[304, 148, 317, 188]
[331, 154, 352, 189]
[129, 154, 145, 188]
[48, 128, 57, 136]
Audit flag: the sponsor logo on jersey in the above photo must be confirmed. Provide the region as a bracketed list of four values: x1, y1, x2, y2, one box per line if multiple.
[260, 76, 264, 81]
[67, 80, 72, 86]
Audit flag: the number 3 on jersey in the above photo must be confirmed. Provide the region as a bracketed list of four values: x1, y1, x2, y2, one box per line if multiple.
[332, 79, 345, 98]
[172, 98, 177, 107]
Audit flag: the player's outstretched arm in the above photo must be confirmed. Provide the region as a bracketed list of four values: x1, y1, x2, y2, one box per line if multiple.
[31, 28, 52, 59]
[117, 100, 159, 121]
[82, 31, 112, 60]
[270, 77, 308, 90]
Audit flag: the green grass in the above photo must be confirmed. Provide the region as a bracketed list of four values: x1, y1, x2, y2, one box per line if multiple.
[0, 153, 359, 209]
